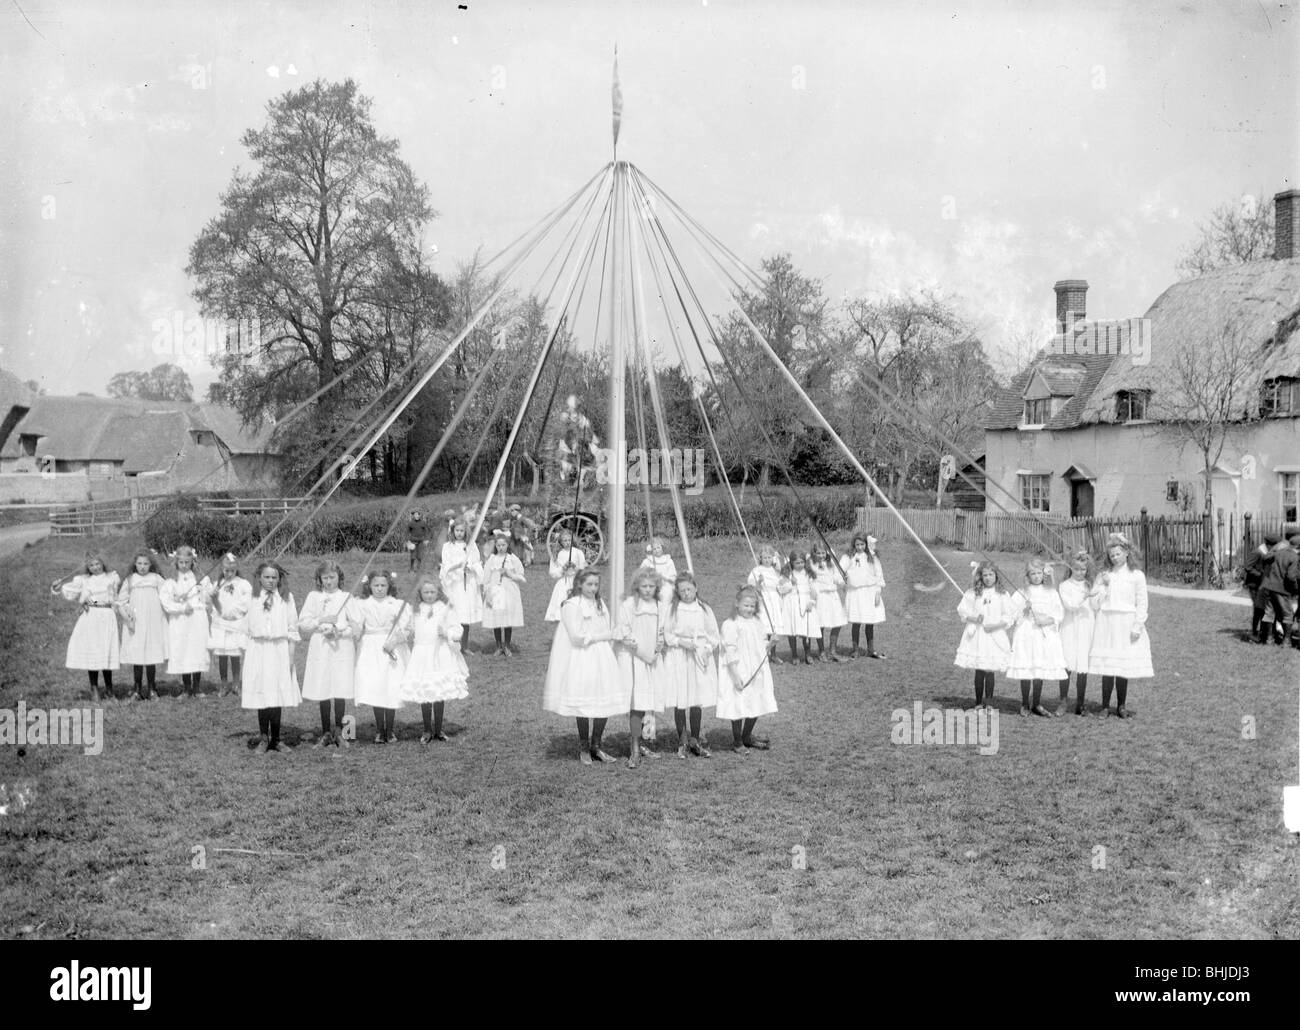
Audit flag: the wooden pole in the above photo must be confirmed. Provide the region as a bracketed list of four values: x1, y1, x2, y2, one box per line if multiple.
[606, 162, 627, 599]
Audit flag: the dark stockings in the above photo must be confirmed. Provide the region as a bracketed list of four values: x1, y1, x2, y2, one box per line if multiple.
[575, 717, 608, 751]
[1100, 676, 1129, 710]
[973, 669, 994, 704]
[132, 664, 157, 696]
[420, 701, 445, 735]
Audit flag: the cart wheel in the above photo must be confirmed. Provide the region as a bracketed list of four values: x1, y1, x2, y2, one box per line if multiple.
[547, 513, 605, 565]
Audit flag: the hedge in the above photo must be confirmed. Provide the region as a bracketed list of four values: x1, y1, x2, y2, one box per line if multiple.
[143, 490, 863, 558]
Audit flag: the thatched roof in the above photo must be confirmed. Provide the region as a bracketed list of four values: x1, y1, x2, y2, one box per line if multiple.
[0, 396, 280, 468]
[987, 257, 1300, 430]
[1078, 257, 1300, 423]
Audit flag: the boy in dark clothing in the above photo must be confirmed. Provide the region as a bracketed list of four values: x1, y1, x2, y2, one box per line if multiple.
[407, 511, 430, 573]
[1260, 535, 1299, 646]
[1243, 533, 1278, 643]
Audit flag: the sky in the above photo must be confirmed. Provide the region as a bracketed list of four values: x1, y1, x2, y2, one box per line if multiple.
[1, 0, 1296, 397]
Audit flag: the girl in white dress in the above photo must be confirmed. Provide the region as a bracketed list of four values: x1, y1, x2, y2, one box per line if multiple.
[841, 533, 887, 659]
[1087, 533, 1153, 719]
[117, 551, 168, 701]
[954, 560, 1019, 708]
[299, 562, 360, 749]
[746, 544, 789, 665]
[544, 569, 629, 765]
[440, 520, 483, 654]
[242, 562, 300, 754]
[717, 586, 778, 754]
[663, 572, 720, 759]
[638, 537, 678, 603]
[207, 553, 251, 698]
[544, 530, 587, 622]
[1058, 550, 1096, 717]
[781, 552, 820, 665]
[354, 571, 411, 744]
[400, 575, 469, 744]
[615, 567, 667, 768]
[54, 551, 120, 701]
[1006, 558, 1066, 718]
[482, 530, 526, 656]
[160, 545, 212, 699]
[637, 536, 677, 742]
[809, 543, 847, 662]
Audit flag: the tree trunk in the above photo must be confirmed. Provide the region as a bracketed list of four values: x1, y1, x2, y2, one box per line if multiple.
[758, 463, 771, 489]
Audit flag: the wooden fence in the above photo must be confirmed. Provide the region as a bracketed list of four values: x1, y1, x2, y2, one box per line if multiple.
[854, 505, 1276, 581]
[49, 495, 310, 537]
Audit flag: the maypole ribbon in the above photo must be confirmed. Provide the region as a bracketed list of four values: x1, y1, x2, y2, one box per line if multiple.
[612, 45, 623, 158]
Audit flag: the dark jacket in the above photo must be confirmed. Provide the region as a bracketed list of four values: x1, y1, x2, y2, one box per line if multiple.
[1261, 545, 1299, 595]
[1243, 547, 1269, 589]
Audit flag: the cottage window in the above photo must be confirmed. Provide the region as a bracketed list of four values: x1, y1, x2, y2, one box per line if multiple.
[1115, 390, 1150, 422]
[1260, 377, 1297, 417]
[18, 434, 38, 457]
[1023, 398, 1050, 425]
[1020, 474, 1050, 513]
[1166, 480, 1179, 503]
[1283, 472, 1299, 524]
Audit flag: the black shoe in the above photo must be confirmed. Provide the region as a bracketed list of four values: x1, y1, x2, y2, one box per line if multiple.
[742, 737, 770, 750]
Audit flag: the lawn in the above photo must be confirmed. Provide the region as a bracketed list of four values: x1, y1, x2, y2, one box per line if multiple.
[1, 532, 1297, 939]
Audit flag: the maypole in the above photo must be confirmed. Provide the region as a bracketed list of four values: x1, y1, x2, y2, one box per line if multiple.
[606, 50, 627, 598]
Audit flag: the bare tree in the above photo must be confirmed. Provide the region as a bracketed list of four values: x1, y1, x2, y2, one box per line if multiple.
[1175, 191, 1275, 279]
[837, 292, 991, 501]
[1159, 317, 1262, 583]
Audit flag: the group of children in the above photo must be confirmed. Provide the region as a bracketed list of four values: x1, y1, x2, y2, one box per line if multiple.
[542, 567, 779, 766]
[954, 532, 1154, 719]
[1242, 530, 1300, 648]
[55, 547, 470, 753]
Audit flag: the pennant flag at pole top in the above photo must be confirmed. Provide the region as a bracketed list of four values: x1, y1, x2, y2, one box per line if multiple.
[612, 45, 623, 155]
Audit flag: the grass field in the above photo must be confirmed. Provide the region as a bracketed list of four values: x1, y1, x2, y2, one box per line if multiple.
[2, 532, 1298, 939]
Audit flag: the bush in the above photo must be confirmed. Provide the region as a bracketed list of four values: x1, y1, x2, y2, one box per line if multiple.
[144, 504, 412, 558]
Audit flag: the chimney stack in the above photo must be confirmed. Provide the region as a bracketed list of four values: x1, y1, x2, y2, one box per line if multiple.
[1054, 280, 1088, 333]
[1274, 190, 1300, 261]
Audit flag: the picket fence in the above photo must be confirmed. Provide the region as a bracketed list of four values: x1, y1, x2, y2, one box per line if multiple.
[49, 495, 309, 537]
[853, 505, 1268, 581]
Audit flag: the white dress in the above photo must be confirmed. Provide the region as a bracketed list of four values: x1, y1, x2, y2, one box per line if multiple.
[61, 572, 121, 670]
[160, 572, 212, 675]
[441, 541, 484, 625]
[1058, 578, 1095, 674]
[241, 592, 301, 709]
[639, 554, 678, 603]
[207, 576, 252, 655]
[400, 601, 470, 703]
[716, 616, 778, 720]
[781, 571, 821, 637]
[841, 554, 886, 625]
[117, 573, 169, 665]
[1006, 584, 1067, 681]
[810, 562, 847, 628]
[953, 589, 1019, 671]
[662, 600, 720, 709]
[545, 546, 588, 622]
[1087, 566, 1154, 678]
[481, 553, 526, 629]
[615, 596, 667, 713]
[299, 590, 360, 701]
[353, 596, 411, 708]
[543, 596, 629, 718]
[747, 565, 789, 636]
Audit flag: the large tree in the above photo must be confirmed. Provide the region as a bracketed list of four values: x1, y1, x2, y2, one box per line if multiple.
[836, 292, 991, 500]
[709, 253, 832, 487]
[106, 362, 194, 401]
[1175, 191, 1275, 279]
[188, 79, 435, 456]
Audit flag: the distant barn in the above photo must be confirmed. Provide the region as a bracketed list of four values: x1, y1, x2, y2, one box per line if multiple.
[945, 454, 986, 511]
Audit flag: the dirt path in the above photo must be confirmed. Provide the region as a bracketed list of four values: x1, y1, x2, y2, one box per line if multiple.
[0, 521, 50, 560]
